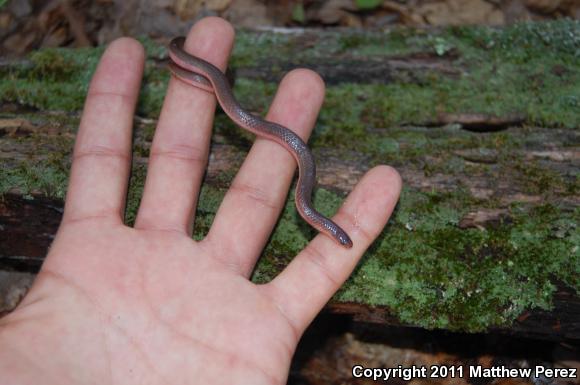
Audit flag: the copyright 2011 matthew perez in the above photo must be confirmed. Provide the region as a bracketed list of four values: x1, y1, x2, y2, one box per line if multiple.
[352, 364, 577, 382]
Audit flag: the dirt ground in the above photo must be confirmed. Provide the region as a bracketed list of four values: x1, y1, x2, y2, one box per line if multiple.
[1, 0, 579, 55]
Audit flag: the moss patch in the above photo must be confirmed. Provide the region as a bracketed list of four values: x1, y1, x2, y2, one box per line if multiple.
[1, 20, 579, 333]
[1, 149, 578, 332]
[332, 191, 579, 331]
[2, 21, 578, 128]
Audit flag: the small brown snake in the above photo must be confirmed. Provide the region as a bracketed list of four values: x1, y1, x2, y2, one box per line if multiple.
[168, 36, 353, 248]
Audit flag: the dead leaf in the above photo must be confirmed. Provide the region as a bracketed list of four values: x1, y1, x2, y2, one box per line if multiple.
[418, 0, 505, 26]
[174, 0, 232, 19]
[436, 112, 525, 131]
[59, 0, 91, 47]
[459, 209, 511, 229]
[342, 11, 363, 27]
[0, 118, 36, 136]
[0, 12, 16, 36]
[381, 0, 425, 25]
[2, 28, 37, 54]
[454, 148, 499, 164]
[500, 0, 533, 24]
[314, 0, 357, 24]
[524, 0, 563, 13]
[42, 26, 69, 48]
[222, 0, 271, 28]
[528, 150, 579, 161]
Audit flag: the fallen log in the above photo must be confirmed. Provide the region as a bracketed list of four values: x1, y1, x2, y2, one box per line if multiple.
[1, 22, 579, 339]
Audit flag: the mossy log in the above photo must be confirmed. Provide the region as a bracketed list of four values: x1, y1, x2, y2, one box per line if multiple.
[1, 21, 579, 338]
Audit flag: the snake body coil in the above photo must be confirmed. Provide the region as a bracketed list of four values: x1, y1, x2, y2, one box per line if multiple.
[168, 37, 353, 248]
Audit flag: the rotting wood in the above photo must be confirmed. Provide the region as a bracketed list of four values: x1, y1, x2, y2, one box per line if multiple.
[1, 117, 578, 340]
[326, 285, 580, 341]
[234, 54, 462, 85]
[1, 23, 578, 337]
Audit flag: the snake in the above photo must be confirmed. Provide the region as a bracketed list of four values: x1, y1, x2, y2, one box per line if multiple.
[167, 36, 353, 248]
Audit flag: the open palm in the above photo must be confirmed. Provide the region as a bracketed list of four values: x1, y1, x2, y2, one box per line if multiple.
[0, 17, 401, 385]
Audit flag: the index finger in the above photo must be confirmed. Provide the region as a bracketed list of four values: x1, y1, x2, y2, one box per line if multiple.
[63, 38, 144, 225]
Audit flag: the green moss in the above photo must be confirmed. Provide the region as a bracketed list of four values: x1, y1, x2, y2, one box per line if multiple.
[0, 160, 69, 199]
[229, 73, 576, 157]
[191, 184, 225, 240]
[231, 31, 299, 68]
[0, 124, 74, 198]
[1, 20, 579, 333]
[249, 186, 579, 332]
[124, 163, 147, 226]
[511, 161, 569, 195]
[1, 21, 578, 128]
[2, 147, 578, 332]
[231, 78, 277, 116]
[0, 46, 99, 111]
[137, 58, 171, 116]
[28, 49, 82, 82]
[330, 192, 579, 331]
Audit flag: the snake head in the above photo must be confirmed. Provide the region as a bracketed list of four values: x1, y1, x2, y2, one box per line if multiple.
[337, 231, 353, 249]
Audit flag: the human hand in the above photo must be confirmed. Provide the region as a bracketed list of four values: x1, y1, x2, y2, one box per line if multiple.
[0, 17, 401, 385]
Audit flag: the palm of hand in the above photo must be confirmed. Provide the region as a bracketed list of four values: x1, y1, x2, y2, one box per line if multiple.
[27, 220, 295, 384]
[0, 17, 400, 385]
